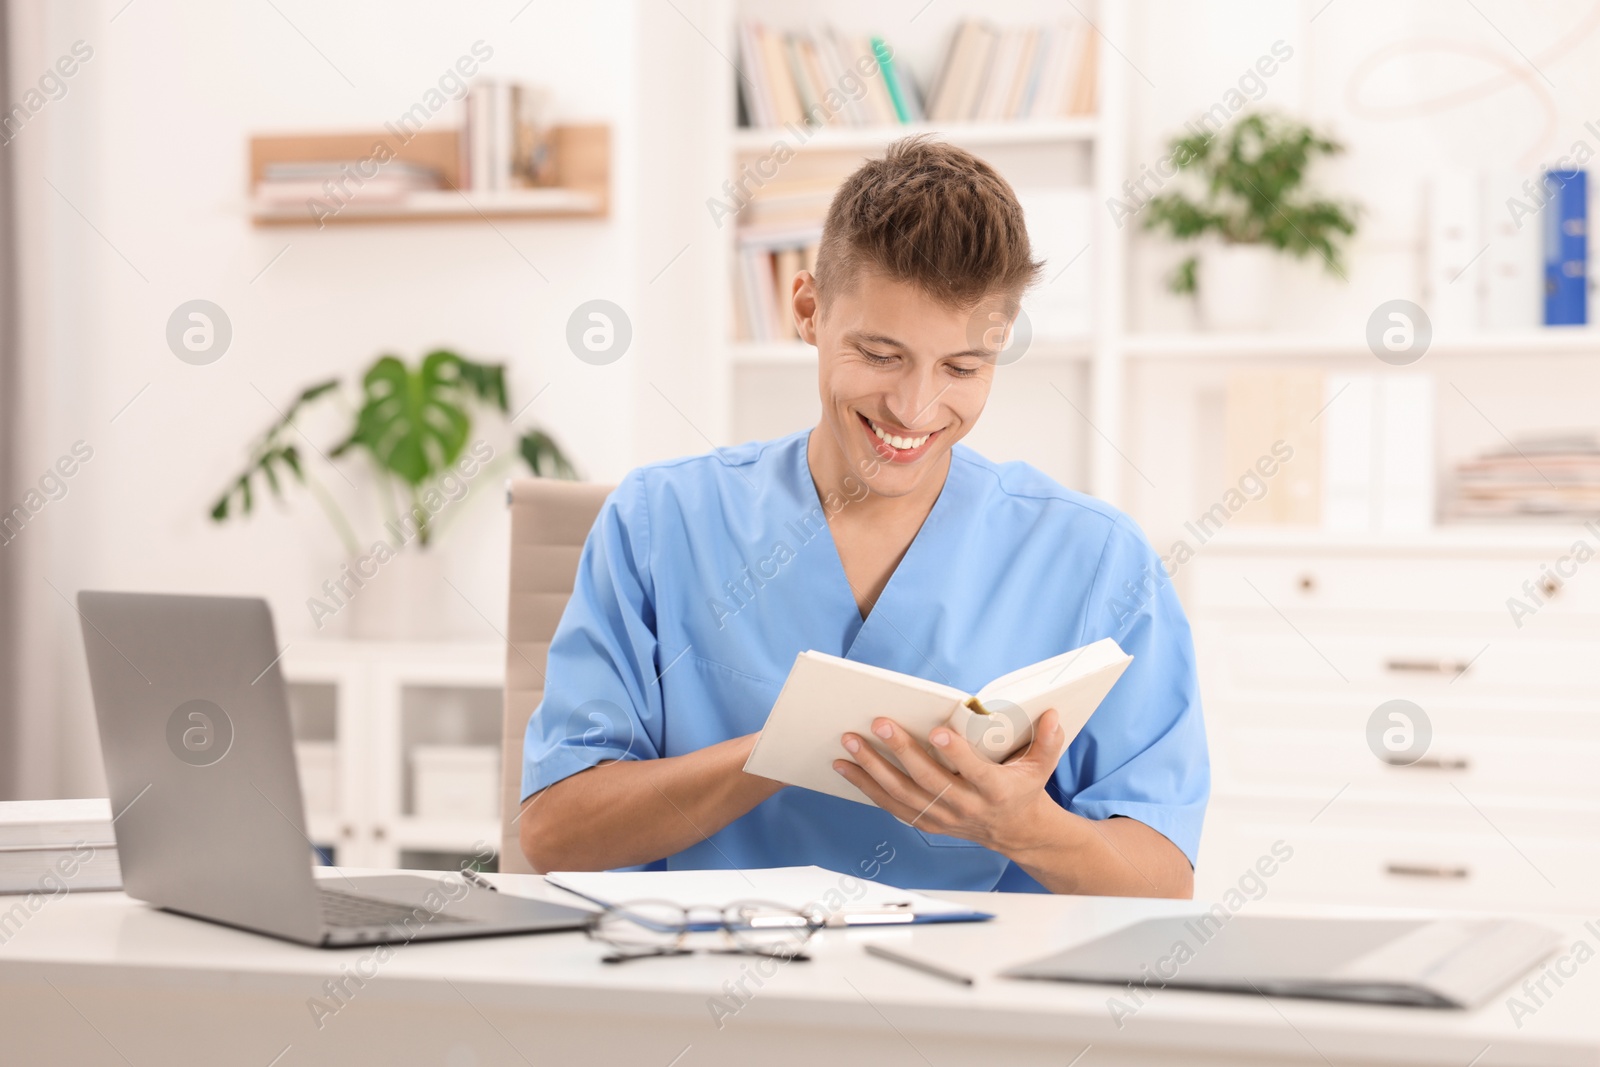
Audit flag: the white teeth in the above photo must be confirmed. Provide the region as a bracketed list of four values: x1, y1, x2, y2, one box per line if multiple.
[868, 419, 929, 450]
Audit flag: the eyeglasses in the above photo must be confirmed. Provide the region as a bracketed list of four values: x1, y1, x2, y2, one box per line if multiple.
[586, 899, 827, 964]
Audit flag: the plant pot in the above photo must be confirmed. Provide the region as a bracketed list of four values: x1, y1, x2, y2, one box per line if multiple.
[347, 548, 473, 642]
[1199, 243, 1277, 331]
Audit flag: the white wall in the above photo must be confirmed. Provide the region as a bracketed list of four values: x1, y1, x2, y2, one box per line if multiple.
[12, 0, 1600, 796]
[9, 0, 688, 796]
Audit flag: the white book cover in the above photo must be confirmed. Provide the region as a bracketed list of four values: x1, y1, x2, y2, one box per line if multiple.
[745, 639, 1130, 806]
[1376, 374, 1435, 532]
[1423, 172, 1482, 334]
[1029, 23, 1078, 120]
[1480, 170, 1543, 330]
[976, 28, 1023, 121]
[0, 798, 114, 850]
[1323, 374, 1375, 532]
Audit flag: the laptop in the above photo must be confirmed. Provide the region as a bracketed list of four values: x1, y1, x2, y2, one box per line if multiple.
[76, 590, 593, 947]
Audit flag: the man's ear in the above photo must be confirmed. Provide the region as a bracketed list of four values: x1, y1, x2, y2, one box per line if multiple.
[793, 270, 819, 345]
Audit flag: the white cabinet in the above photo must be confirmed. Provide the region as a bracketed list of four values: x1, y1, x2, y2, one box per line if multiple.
[280, 642, 504, 871]
[1189, 534, 1600, 914]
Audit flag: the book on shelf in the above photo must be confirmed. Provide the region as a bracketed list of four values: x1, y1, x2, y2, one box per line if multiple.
[1482, 170, 1543, 330]
[737, 232, 818, 344]
[462, 80, 553, 192]
[738, 23, 923, 131]
[1448, 432, 1600, 520]
[925, 18, 1095, 124]
[1222, 370, 1435, 533]
[253, 161, 443, 205]
[1542, 168, 1588, 326]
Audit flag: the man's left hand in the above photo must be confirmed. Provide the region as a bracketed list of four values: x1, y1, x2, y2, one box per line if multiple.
[832, 709, 1068, 854]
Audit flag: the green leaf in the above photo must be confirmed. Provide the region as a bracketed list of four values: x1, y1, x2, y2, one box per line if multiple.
[519, 429, 578, 480]
[345, 353, 473, 487]
[1140, 110, 1358, 280]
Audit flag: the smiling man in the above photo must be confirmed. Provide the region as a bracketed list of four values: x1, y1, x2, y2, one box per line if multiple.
[520, 138, 1208, 895]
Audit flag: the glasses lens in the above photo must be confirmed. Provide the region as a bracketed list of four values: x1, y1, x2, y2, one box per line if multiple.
[593, 901, 687, 950]
[724, 901, 819, 956]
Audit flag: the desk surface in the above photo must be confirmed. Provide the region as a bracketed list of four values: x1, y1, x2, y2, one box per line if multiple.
[1, 870, 1596, 1067]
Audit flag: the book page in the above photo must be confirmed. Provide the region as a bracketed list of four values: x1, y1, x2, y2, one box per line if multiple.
[952, 639, 1132, 763]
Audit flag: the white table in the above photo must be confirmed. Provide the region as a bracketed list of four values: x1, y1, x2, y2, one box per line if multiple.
[1, 870, 1595, 1067]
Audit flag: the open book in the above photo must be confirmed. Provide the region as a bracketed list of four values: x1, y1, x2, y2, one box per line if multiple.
[744, 638, 1131, 805]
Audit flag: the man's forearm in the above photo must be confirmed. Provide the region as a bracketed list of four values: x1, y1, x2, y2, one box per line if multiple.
[519, 734, 784, 872]
[1003, 800, 1194, 897]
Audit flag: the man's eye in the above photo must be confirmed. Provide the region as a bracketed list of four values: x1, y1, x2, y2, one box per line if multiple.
[948, 363, 980, 378]
[861, 350, 895, 365]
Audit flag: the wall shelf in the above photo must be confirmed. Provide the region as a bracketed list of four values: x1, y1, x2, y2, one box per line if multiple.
[247, 125, 610, 226]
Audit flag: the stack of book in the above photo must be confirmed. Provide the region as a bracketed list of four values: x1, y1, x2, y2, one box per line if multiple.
[0, 799, 121, 896]
[253, 161, 443, 206]
[925, 20, 1097, 123]
[1448, 433, 1600, 520]
[462, 80, 554, 191]
[734, 177, 836, 342]
[736, 231, 818, 343]
[737, 24, 922, 129]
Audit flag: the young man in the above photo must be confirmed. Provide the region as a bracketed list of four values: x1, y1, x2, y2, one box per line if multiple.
[520, 139, 1207, 895]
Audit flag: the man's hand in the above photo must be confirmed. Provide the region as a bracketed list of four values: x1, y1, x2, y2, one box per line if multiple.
[832, 709, 1068, 855]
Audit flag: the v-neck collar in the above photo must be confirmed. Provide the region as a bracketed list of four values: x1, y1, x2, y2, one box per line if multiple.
[797, 430, 965, 669]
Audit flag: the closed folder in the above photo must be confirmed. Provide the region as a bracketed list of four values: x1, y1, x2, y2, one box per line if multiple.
[1001, 915, 1562, 1008]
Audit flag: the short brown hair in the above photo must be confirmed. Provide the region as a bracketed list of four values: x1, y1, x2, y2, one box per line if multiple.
[813, 137, 1041, 311]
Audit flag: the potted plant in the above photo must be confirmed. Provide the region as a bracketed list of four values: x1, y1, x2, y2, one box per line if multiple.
[1143, 112, 1358, 331]
[210, 349, 577, 639]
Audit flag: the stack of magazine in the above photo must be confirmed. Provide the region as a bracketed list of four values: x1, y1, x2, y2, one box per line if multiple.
[0, 799, 121, 896]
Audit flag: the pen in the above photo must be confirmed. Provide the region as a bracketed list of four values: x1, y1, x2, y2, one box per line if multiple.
[865, 943, 975, 986]
[461, 868, 499, 893]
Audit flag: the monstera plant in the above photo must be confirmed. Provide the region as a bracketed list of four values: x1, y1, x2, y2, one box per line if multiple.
[210, 349, 576, 553]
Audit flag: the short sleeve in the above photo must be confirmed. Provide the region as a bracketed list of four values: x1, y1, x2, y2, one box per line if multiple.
[1053, 516, 1210, 866]
[521, 470, 664, 801]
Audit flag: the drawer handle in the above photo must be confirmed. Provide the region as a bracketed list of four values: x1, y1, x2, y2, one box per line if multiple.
[1382, 754, 1471, 771]
[1385, 863, 1471, 880]
[1384, 658, 1472, 676]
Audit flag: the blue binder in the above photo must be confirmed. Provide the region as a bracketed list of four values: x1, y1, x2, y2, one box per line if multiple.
[1543, 168, 1588, 326]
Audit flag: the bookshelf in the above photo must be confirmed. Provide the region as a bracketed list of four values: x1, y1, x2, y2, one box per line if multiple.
[712, 0, 1126, 495]
[246, 125, 610, 226]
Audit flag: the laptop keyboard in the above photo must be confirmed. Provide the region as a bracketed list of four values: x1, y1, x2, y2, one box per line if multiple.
[318, 886, 469, 929]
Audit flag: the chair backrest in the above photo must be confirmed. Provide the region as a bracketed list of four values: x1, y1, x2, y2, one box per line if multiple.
[499, 477, 613, 874]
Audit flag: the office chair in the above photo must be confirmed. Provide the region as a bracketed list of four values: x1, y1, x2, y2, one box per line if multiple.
[498, 478, 613, 875]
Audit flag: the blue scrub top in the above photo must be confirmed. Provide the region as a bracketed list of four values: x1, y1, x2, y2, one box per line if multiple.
[522, 429, 1209, 892]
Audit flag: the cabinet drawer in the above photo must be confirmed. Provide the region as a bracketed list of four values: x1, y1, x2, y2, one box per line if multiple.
[1196, 620, 1600, 699]
[1189, 552, 1600, 615]
[1199, 815, 1600, 914]
[1214, 723, 1600, 800]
